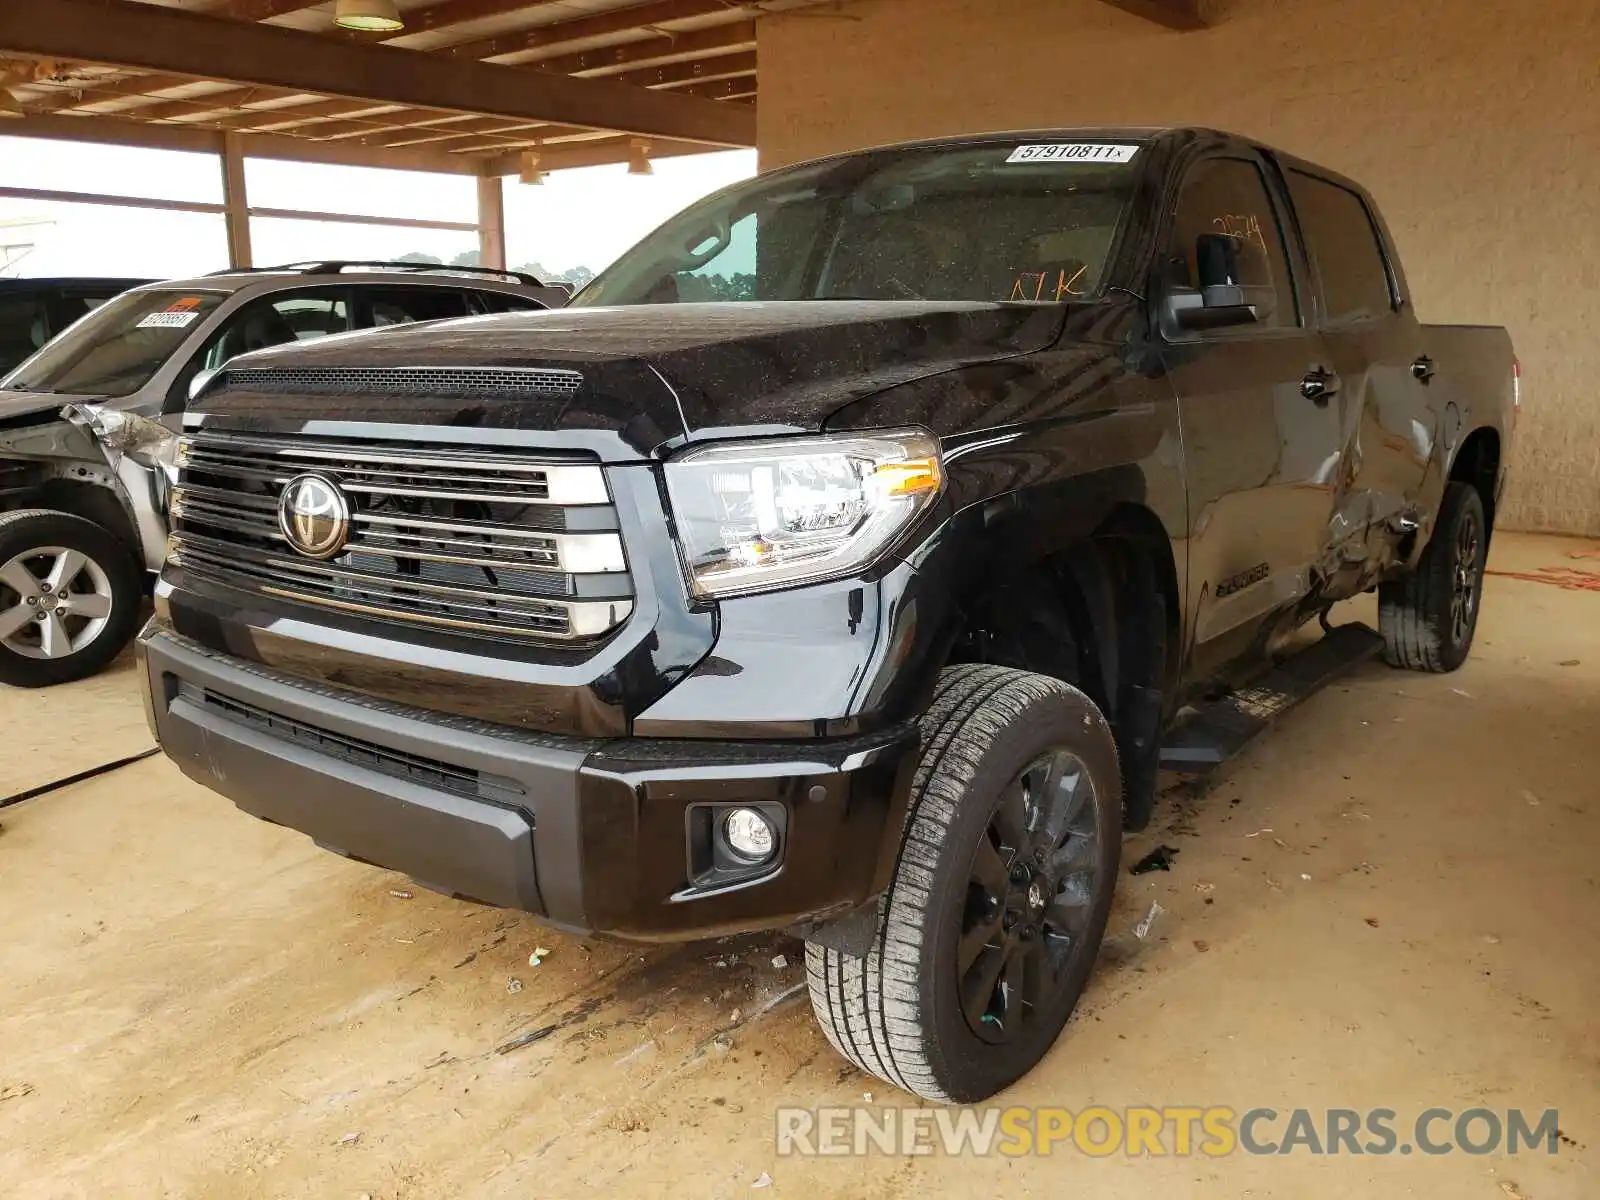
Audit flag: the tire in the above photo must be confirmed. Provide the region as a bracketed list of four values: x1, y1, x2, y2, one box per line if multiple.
[0, 509, 143, 688]
[1379, 482, 1486, 673]
[805, 664, 1121, 1103]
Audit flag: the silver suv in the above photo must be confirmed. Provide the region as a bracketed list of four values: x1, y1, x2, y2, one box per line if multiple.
[0, 262, 567, 686]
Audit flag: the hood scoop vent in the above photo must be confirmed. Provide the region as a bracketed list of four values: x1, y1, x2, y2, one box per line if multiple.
[213, 365, 584, 400]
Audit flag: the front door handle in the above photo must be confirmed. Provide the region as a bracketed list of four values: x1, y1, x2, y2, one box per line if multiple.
[1301, 368, 1340, 404]
[1411, 355, 1436, 383]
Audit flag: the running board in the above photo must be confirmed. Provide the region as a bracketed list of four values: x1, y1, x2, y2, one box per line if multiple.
[1158, 623, 1384, 777]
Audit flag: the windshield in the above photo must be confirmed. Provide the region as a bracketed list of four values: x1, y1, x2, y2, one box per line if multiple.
[0, 289, 225, 397]
[574, 141, 1141, 308]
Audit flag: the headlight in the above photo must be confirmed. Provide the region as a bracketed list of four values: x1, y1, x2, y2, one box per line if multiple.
[664, 428, 942, 598]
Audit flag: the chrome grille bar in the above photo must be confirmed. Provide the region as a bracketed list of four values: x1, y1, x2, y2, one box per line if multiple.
[171, 430, 633, 642]
[179, 432, 610, 506]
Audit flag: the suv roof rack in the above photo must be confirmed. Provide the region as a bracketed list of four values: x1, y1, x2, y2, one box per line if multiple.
[206, 261, 552, 287]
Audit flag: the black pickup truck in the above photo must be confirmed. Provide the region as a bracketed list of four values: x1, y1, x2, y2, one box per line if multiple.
[138, 128, 1516, 1102]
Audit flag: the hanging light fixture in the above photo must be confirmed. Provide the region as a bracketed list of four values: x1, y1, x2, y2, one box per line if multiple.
[519, 150, 545, 186]
[334, 0, 404, 33]
[627, 139, 654, 177]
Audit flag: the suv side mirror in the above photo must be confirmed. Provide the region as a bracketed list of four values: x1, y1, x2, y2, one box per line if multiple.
[1165, 233, 1264, 331]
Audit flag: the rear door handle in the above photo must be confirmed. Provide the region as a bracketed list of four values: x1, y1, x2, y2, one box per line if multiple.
[1300, 368, 1340, 404]
[1411, 355, 1436, 383]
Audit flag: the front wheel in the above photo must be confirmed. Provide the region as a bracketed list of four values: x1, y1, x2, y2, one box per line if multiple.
[1379, 482, 1486, 673]
[0, 509, 143, 688]
[805, 664, 1121, 1103]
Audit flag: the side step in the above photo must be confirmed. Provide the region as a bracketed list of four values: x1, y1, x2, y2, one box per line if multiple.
[1158, 622, 1384, 778]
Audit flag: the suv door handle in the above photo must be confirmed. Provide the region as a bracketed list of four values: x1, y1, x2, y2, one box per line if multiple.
[1300, 368, 1340, 404]
[1411, 355, 1436, 382]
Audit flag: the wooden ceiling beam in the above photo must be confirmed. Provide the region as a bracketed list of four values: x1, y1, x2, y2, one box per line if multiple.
[22, 71, 200, 114]
[675, 77, 757, 101]
[0, 0, 756, 145]
[391, 0, 567, 38]
[206, 1, 326, 19]
[527, 22, 756, 76]
[606, 50, 756, 88]
[2, 110, 490, 173]
[1093, 0, 1207, 31]
[440, 0, 750, 61]
[486, 134, 723, 175]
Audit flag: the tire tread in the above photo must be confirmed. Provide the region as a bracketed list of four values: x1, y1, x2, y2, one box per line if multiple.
[805, 664, 1115, 1102]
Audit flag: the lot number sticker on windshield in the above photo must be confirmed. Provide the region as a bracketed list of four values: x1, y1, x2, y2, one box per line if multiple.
[136, 311, 201, 329]
[1007, 143, 1139, 164]
[136, 296, 207, 329]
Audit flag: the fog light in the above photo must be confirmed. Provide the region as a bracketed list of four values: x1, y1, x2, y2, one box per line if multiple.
[723, 808, 776, 861]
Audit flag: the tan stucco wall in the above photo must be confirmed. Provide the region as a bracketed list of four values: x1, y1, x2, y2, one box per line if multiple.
[757, 0, 1600, 535]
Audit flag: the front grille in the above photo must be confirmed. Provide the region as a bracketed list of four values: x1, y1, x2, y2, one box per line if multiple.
[213, 365, 584, 400]
[197, 685, 526, 805]
[170, 430, 633, 642]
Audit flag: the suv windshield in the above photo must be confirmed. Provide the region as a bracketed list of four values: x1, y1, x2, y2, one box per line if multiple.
[1, 289, 225, 397]
[574, 141, 1141, 308]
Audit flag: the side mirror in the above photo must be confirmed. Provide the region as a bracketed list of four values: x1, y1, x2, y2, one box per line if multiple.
[1195, 233, 1240, 290]
[1164, 233, 1269, 331]
[1175, 301, 1260, 331]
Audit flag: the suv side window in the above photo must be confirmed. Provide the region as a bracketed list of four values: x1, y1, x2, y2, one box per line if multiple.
[201, 289, 352, 371]
[1285, 170, 1394, 325]
[363, 287, 473, 328]
[0, 291, 50, 373]
[1165, 157, 1298, 332]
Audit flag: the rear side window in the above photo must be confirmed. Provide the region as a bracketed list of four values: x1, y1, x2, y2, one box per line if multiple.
[1287, 172, 1393, 325]
[363, 287, 473, 327]
[1167, 157, 1298, 330]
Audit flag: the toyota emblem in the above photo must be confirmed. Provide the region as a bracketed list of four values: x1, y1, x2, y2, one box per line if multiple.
[278, 473, 351, 559]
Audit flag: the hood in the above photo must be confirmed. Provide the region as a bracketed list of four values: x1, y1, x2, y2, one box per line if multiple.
[191, 301, 1066, 452]
[0, 386, 154, 429]
[0, 388, 71, 427]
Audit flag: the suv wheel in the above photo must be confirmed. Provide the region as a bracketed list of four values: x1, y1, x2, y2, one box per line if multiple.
[1379, 482, 1486, 673]
[0, 510, 143, 688]
[805, 664, 1121, 1103]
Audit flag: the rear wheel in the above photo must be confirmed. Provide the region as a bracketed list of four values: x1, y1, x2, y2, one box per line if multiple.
[0, 509, 143, 688]
[1379, 482, 1486, 673]
[805, 664, 1121, 1103]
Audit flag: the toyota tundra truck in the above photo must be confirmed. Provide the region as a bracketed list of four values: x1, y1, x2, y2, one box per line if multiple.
[137, 128, 1517, 1102]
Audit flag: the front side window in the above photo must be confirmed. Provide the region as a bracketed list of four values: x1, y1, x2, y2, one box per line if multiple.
[203, 290, 351, 370]
[1165, 157, 1298, 331]
[0, 289, 226, 397]
[1286, 171, 1393, 325]
[574, 142, 1141, 307]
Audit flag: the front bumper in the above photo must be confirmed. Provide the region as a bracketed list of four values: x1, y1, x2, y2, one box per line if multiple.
[140, 626, 916, 941]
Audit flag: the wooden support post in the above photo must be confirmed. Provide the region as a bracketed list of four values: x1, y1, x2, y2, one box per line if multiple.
[220, 133, 253, 269]
[477, 172, 507, 271]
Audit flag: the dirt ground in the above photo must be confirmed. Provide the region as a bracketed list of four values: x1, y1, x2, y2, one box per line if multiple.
[1, 532, 1595, 1199]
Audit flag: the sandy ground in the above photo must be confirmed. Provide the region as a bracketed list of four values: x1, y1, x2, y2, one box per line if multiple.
[0, 532, 1595, 1199]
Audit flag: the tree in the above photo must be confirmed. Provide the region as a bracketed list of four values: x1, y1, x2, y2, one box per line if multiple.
[394, 251, 443, 265]
[512, 261, 595, 286]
